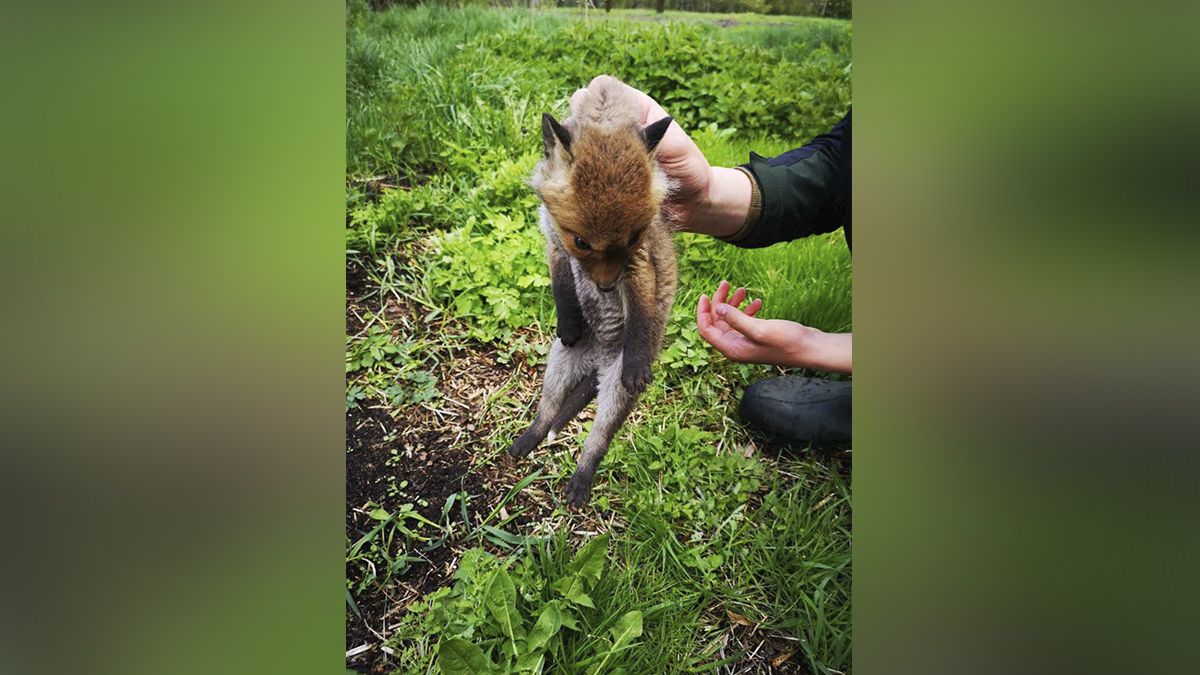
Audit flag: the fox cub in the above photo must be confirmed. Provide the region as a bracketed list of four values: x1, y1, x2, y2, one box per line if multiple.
[506, 77, 678, 506]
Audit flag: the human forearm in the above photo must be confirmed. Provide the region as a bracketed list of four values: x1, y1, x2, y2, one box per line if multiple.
[687, 151, 846, 248]
[731, 111, 853, 249]
[784, 327, 852, 374]
[684, 166, 753, 238]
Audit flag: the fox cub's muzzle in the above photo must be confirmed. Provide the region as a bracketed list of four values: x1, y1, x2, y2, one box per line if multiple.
[586, 259, 625, 293]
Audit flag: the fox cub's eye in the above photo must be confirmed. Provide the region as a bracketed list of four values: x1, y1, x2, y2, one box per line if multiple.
[573, 236, 591, 251]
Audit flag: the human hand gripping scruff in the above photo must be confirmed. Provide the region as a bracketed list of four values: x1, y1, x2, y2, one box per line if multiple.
[505, 76, 678, 506]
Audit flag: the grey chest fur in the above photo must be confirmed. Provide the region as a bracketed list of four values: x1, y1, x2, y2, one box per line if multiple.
[570, 258, 626, 348]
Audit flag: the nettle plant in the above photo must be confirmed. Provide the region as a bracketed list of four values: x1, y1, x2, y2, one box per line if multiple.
[425, 208, 551, 344]
[474, 21, 850, 144]
[397, 534, 643, 674]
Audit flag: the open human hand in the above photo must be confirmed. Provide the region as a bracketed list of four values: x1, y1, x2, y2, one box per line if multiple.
[696, 280, 853, 373]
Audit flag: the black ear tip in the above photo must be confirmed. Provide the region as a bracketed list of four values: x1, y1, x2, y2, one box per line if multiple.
[542, 113, 572, 155]
[643, 115, 674, 151]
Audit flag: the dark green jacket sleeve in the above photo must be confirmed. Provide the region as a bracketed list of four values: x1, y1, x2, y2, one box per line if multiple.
[724, 109, 852, 250]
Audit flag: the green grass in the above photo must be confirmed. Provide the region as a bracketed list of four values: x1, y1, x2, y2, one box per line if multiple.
[346, 4, 851, 673]
[547, 7, 854, 56]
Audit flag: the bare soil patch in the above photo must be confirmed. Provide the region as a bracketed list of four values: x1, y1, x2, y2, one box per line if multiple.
[346, 260, 561, 671]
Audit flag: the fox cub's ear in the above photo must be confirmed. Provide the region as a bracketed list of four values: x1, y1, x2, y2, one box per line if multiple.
[542, 113, 573, 161]
[642, 116, 673, 153]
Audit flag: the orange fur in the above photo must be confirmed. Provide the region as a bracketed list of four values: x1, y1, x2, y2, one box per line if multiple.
[533, 79, 670, 289]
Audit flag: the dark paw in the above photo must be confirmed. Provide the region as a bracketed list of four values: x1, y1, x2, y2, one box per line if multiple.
[621, 359, 653, 394]
[563, 471, 594, 507]
[506, 429, 540, 458]
[557, 320, 584, 347]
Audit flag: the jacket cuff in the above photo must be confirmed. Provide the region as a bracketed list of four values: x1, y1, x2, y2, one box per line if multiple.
[741, 152, 790, 241]
[718, 165, 763, 244]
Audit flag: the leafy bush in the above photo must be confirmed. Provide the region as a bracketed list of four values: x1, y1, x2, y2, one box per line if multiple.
[473, 21, 850, 144]
[345, 6, 850, 178]
[426, 209, 552, 342]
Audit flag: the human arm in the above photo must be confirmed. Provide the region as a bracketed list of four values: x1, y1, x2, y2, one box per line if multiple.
[725, 110, 852, 249]
[696, 281, 852, 374]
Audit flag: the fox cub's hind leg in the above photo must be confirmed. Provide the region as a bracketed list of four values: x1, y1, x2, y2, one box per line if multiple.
[548, 374, 598, 437]
[563, 355, 643, 506]
[506, 339, 596, 458]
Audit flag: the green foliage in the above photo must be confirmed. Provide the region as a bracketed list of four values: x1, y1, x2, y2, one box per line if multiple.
[345, 325, 404, 372]
[344, 4, 850, 179]
[722, 463, 853, 671]
[438, 637, 495, 674]
[390, 534, 646, 673]
[542, 2, 846, 18]
[425, 208, 552, 342]
[658, 301, 714, 372]
[346, 8, 850, 346]
[346, 325, 440, 409]
[473, 21, 850, 144]
[612, 423, 763, 536]
[586, 609, 643, 674]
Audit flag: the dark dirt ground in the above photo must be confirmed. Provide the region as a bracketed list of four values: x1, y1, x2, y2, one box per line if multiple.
[347, 256, 559, 672]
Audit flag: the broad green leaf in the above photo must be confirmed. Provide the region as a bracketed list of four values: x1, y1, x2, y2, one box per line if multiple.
[514, 650, 545, 673]
[526, 603, 561, 654]
[438, 637, 493, 675]
[558, 604, 580, 632]
[570, 533, 610, 585]
[566, 586, 595, 609]
[584, 611, 644, 675]
[551, 575, 595, 609]
[550, 575, 573, 596]
[367, 508, 390, 521]
[609, 610, 643, 650]
[498, 636, 522, 661]
[484, 568, 526, 645]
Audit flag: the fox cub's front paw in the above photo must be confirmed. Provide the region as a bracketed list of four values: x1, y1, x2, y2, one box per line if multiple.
[557, 319, 584, 347]
[621, 357, 653, 394]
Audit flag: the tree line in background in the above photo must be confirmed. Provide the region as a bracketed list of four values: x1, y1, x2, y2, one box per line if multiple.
[362, 0, 851, 19]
